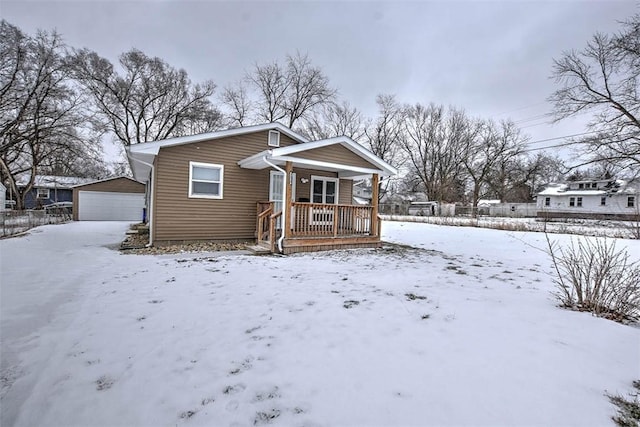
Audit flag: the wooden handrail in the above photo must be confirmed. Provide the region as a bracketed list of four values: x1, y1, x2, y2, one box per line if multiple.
[291, 201, 372, 208]
[270, 211, 282, 220]
[269, 211, 282, 253]
[258, 207, 272, 220]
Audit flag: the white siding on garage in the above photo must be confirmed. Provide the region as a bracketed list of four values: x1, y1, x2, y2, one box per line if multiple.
[78, 191, 145, 221]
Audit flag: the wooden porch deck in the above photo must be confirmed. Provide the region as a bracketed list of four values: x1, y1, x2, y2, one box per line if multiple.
[256, 201, 382, 254]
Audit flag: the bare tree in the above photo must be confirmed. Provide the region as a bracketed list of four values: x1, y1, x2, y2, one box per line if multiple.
[463, 120, 527, 211]
[301, 100, 365, 141]
[363, 95, 405, 201]
[70, 48, 222, 147]
[220, 82, 252, 127]
[400, 103, 470, 203]
[0, 20, 101, 209]
[550, 15, 640, 170]
[247, 60, 288, 124]
[247, 52, 336, 128]
[487, 152, 565, 202]
[283, 52, 336, 128]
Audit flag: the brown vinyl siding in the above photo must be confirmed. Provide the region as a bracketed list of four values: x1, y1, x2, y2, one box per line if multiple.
[153, 131, 298, 242]
[72, 177, 145, 220]
[295, 144, 378, 170]
[338, 180, 353, 204]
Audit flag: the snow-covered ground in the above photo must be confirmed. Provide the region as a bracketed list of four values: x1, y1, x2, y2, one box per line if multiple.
[1, 221, 638, 426]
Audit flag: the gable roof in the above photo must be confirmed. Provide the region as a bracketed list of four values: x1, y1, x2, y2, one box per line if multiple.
[71, 176, 143, 188]
[237, 135, 397, 178]
[16, 175, 93, 189]
[127, 123, 308, 180]
[127, 123, 397, 181]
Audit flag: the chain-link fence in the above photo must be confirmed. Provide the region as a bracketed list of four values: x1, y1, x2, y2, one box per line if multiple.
[1, 208, 71, 237]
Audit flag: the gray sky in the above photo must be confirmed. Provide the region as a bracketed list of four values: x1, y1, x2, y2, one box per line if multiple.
[2, 0, 637, 157]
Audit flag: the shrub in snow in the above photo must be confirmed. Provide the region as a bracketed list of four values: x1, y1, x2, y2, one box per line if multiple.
[546, 235, 640, 323]
[607, 380, 640, 427]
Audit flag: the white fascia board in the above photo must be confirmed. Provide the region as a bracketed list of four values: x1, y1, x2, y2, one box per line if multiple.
[274, 155, 393, 177]
[128, 123, 308, 155]
[237, 150, 272, 169]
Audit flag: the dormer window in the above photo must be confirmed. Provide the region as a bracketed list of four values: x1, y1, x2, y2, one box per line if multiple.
[268, 130, 280, 147]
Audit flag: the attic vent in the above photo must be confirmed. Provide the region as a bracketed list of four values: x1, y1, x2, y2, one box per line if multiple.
[268, 130, 280, 147]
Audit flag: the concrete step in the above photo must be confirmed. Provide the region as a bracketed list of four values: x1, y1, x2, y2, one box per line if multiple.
[246, 244, 272, 255]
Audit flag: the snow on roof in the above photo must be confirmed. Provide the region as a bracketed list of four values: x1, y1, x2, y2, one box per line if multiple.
[16, 175, 94, 189]
[538, 179, 639, 196]
[477, 199, 501, 206]
[71, 175, 142, 188]
[352, 196, 370, 205]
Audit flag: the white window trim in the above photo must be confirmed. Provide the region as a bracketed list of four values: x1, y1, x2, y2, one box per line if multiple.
[268, 130, 280, 147]
[310, 175, 339, 204]
[188, 161, 224, 199]
[36, 188, 50, 199]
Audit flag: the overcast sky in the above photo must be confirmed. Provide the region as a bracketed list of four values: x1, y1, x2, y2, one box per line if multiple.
[2, 0, 637, 158]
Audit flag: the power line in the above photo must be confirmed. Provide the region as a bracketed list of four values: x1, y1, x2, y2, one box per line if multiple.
[519, 130, 604, 153]
[524, 130, 600, 146]
[513, 113, 553, 125]
[522, 140, 584, 153]
[494, 101, 548, 116]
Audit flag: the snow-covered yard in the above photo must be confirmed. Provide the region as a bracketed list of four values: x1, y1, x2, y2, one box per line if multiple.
[1, 221, 638, 426]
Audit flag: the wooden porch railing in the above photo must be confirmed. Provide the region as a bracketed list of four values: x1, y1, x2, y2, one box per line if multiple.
[256, 201, 377, 252]
[290, 202, 374, 237]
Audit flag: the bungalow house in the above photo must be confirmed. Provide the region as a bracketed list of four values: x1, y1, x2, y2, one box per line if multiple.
[127, 123, 397, 254]
[15, 175, 93, 209]
[537, 178, 639, 220]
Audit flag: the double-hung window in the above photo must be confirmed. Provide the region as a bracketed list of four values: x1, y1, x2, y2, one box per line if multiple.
[189, 161, 223, 199]
[544, 197, 550, 207]
[629, 196, 636, 208]
[576, 197, 583, 207]
[569, 197, 575, 207]
[36, 188, 50, 199]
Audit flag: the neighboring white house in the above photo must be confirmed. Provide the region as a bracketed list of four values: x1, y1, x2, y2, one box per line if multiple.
[537, 178, 639, 220]
[352, 180, 373, 205]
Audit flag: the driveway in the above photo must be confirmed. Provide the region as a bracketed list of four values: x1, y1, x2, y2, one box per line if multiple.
[0, 222, 131, 426]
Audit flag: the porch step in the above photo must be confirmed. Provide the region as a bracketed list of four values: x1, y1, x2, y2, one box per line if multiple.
[246, 244, 273, 255]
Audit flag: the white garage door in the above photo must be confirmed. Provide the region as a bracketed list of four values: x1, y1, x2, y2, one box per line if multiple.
[78, 191, 145, 221]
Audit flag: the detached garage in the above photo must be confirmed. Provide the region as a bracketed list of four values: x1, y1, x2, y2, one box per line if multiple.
[73, 177, 145, 221]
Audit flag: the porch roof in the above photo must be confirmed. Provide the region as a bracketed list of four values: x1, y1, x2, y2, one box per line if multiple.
[237, 136, 397, 178]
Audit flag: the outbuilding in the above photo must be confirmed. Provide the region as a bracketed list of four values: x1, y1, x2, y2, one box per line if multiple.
[73, 177, 145, 221]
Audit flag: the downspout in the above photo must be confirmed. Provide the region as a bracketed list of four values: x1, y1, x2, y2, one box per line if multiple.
[262, 153, 286, 253]
[127, 153, 155, 247]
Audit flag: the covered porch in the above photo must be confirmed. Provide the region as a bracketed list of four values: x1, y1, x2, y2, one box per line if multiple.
[239, 138, 394, 254]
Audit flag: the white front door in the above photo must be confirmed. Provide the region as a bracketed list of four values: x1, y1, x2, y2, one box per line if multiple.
[269, 171, 296, 228]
